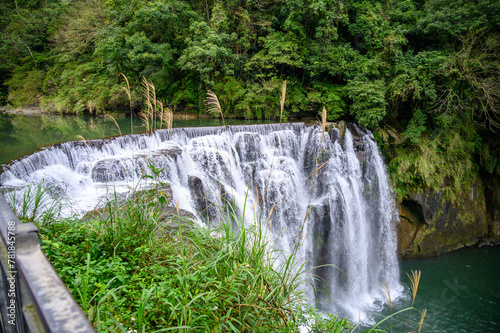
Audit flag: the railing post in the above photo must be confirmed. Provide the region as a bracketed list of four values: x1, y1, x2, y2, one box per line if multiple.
[0, 193, 95, 333]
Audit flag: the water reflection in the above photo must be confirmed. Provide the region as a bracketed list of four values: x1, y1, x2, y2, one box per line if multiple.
[0, 113, 278, 166]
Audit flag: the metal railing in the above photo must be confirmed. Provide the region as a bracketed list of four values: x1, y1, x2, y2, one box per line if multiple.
[0, 193, 95, 333]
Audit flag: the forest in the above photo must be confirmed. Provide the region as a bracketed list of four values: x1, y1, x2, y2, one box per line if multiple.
[1, 0, 499, 197]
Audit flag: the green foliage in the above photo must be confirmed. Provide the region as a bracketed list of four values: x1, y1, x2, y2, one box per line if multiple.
[235, 79, 282, 120]
[417, 0, 500, 43]
[34, 191, 352, 332]
[308, 82, 346, 121]
[387, 51, 442, 109]
[246, 31, 304, 76]
[5, 180, 63, 223]
[6, 68, 46, 106]
[213, 76, 246, 116]
[348, 0, 407, 53]
[402, 109, 426, 144]
[178, 20, 236, 86]
[390, 116, 480, 201]
[1, 0, 500, 187]
[345, 79, 387, 128]
[434, 32, 500, 131]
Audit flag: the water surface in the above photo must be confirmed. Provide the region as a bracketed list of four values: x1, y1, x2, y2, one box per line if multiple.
[369, 246, 500, 332]
[0, 112, 277, 165]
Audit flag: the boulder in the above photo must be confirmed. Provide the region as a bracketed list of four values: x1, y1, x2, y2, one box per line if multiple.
[156, 146, 183, 159]
[156, 206, 198, 237]
[129, 182, 174, 203]
[91, 158, 132, 183]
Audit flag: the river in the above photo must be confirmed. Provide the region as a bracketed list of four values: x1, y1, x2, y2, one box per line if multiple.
[0, 112, 498, 332]
[0, 112, 278, 166]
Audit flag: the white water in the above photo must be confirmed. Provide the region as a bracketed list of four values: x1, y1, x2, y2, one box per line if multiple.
[0, 123, 403, 323]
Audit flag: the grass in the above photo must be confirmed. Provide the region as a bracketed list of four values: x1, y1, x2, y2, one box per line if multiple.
[5, 176, 427, 333]
[30, 187, 350, 332]
[6, 163, 348, 332]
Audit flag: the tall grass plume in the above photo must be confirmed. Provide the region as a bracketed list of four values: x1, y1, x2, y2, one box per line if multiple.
[406, 269, 422, 333]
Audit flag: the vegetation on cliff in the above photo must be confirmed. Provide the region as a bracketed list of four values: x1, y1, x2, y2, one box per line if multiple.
[1, 0, 499, 204]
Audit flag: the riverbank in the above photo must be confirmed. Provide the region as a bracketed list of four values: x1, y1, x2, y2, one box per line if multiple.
[0, 104, 208, 120]
[0, 105, 46, 115]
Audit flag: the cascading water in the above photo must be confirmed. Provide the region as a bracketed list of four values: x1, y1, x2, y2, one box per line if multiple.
[0, 123, 402, 323]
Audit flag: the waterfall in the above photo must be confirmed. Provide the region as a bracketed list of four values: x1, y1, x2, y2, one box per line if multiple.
[0, 123, 402, 322]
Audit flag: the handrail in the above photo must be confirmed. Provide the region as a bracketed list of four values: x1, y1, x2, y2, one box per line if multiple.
[0, 193, 95, 333]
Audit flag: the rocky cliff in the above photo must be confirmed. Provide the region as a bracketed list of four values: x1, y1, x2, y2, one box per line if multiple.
[374, 125, 500, 259]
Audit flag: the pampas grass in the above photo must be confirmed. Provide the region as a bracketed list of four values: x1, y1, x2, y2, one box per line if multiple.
[406, 270, 422, 333]
[76, 135, 88, 147]
[206, 90, 225, 126]
[280, 80, 287, 122]
[120, 73, 133, 136]
[104, 114, 121, 136]
[139, 77, 171, 134]
[140, 77, 152, 133]
[321, 106, 327, 140]
[418, 308, 427, 333]
[381, 280, 393, 333]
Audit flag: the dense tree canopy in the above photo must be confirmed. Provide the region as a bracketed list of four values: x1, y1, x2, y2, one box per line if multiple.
[1, 0, 499, 191]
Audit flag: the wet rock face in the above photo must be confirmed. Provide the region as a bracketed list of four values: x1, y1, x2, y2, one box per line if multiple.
[234, 133, 262, 162]
[91, 158, 132, 183]
[484, 174, 500, 244]
[188, 175, 219, 223]
[397, 181, 494, 258]
[129, 182, 174, 203]
[156, 146, 183, 159]
[308, 203, 332, 299]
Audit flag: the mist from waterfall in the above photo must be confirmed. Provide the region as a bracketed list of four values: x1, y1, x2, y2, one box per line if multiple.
[0, 123, 403, 323]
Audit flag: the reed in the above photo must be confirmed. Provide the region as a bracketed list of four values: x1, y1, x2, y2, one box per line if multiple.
[140, 77, 152, 133]
[280, 80, 287, 123]
[150, 80, 157, 130]
[104, 114, 121, 136]
[205, 90, 234, 195]
[159, 103, 173, 137]
[120, 73, 136, 185]
[381, 280, 393, 333]
[405, 270, 422, 333]
[206, 89, 225, 127]
[76, 135, 88, 147]
[321, 106, 327, 140]
[418, 309, 427, 333]
[120, 73, 133, 136]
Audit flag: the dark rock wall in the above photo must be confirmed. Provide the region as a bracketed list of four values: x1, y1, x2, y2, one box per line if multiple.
[397, 176, 500, 259]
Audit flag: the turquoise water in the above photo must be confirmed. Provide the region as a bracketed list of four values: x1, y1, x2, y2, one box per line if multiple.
[0, 113, 277, 165]
[368, 246, 500, 332]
